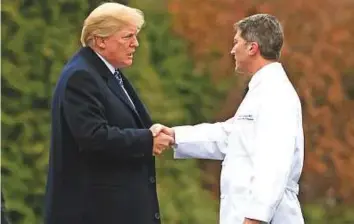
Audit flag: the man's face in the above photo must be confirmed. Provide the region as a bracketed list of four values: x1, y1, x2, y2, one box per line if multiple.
[99, 24, 139, 68]
[230, 30, 250, 74]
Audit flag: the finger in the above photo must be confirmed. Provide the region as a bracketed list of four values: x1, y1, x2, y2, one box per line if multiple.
[152, 124, 173, 137]
[157, 133, 171, 144]
[150, 124, 163, 137]
[155, 145, 164, 153]
[165, 135, 175, 145]
[153, 149, 159, 156]
[153, 147, 160, 155]
[159, 126, 172, 136]
[155, 148, 163, 155]
[169, 135, 175, 144]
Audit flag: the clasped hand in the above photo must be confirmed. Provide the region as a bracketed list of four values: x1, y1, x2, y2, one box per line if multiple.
[149, 124, 175, 156]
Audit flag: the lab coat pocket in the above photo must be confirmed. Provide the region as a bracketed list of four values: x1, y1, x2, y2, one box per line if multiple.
[220, 156, 251, 195]
[228, 115, 256, 157]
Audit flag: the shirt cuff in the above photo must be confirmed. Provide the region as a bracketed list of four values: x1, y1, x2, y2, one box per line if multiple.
[172, 126, 187, 144]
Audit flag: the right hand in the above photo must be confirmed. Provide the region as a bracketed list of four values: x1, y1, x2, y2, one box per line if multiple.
[150, 123, 175, 139]
[152, 132, 174, 156]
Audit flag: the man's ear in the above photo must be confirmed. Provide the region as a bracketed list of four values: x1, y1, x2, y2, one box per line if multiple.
[95, 36, 106, 49]
[248, 42, 259, 56]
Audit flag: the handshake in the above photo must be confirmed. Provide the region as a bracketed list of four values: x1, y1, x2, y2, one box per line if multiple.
[149, 124, 175, 156]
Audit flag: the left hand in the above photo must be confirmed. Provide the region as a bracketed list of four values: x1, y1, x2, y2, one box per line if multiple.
[243, 218, 261, 224]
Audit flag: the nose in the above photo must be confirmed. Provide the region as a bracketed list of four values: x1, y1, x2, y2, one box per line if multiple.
[131, 36, 139, 47]
[230, 46, 235, 55]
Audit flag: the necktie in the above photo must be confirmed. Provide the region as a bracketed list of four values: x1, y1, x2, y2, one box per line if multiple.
[113, 69, 135, 109]
[242, 86, 249, 99]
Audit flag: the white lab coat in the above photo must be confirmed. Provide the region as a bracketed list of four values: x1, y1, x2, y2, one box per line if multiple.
[173, 62, 304, 224]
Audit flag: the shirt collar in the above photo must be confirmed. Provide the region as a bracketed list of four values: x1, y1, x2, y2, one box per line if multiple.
[95, 52, 115, 74]
[248, 62, 284, 90]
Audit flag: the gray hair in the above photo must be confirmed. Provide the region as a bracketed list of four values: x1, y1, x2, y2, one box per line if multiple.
[234, 14, 284, 60]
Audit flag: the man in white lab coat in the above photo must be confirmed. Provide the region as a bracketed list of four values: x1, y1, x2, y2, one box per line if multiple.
[152, 14, 304, 224]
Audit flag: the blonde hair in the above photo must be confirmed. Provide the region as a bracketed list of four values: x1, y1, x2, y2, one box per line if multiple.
[80, 2, 145, 47]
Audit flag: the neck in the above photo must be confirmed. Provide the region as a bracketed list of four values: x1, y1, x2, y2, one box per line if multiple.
[91, 46, 117, 69]
[248, 57, 276, 77]
[91, 46, 105, 58]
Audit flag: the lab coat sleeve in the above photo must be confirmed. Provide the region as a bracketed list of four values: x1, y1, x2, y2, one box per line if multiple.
[244, 96, 298, 222]
[172, 118, 235, 160]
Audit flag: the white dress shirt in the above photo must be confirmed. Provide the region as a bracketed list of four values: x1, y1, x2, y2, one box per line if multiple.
[95, 52, 115, 74]
[173, 62, 305, 224]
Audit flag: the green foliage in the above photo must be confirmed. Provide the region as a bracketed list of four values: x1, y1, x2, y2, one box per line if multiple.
[1, 1, 88, 223]
[128, 1, 226, 125]
[2, 0, 226, 223]
[303, 204, 354, 224]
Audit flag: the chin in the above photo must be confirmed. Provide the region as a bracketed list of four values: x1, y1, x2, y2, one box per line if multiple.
[120, 60, 133, 68]
[235, 67, 247, 76]
[126, 59, 133, 66]
[235, 66, 242, 73]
